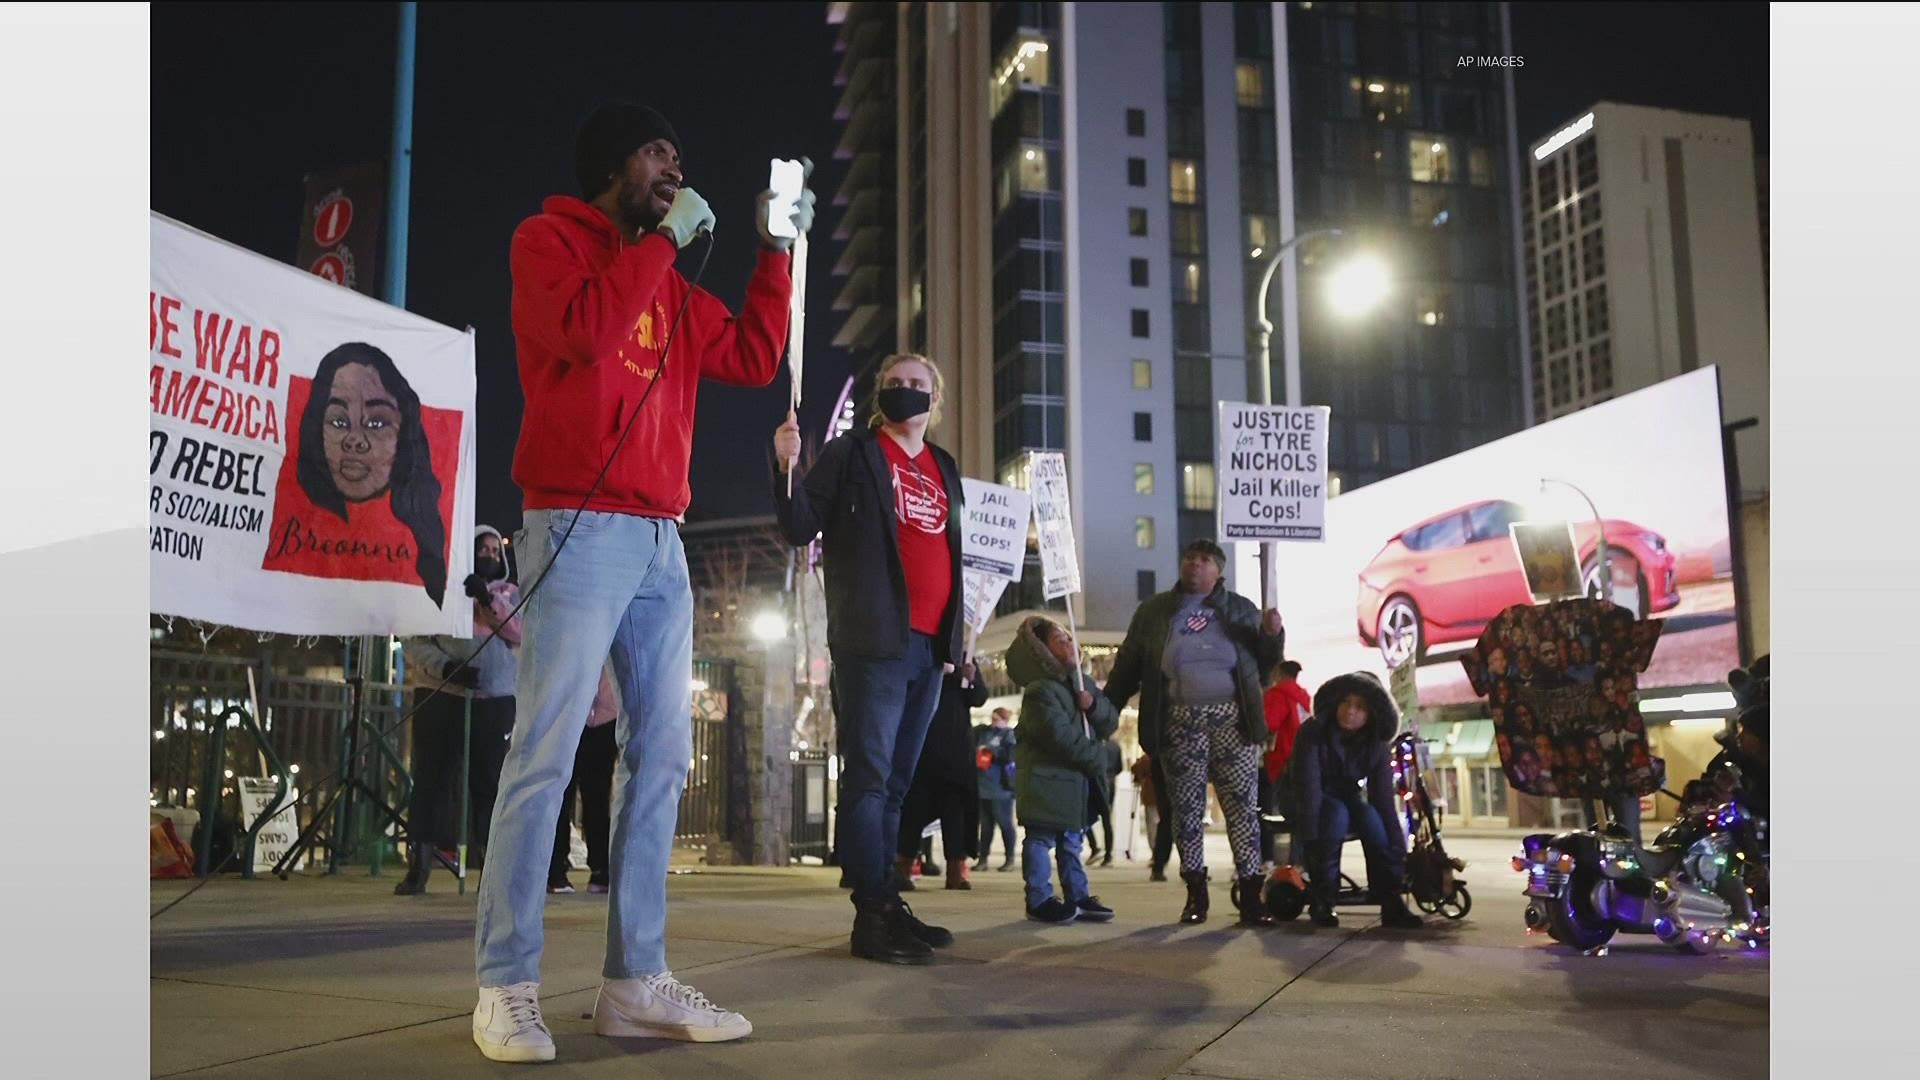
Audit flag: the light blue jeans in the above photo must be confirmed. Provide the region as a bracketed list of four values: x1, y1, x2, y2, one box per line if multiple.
[475, 509, 692, 987]
[1023, 828, 1090, 912]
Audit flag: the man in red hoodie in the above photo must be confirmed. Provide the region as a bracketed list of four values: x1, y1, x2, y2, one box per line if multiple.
[471, 103, 814, 1063]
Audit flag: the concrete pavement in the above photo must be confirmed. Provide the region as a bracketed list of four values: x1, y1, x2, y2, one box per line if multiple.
[150, 835, 1767, 1078]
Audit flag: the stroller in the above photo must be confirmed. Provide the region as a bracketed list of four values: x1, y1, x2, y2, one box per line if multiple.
[1260, 729, 1471, 921]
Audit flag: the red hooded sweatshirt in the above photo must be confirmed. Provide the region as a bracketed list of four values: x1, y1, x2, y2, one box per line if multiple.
[509, 196, 791, 518]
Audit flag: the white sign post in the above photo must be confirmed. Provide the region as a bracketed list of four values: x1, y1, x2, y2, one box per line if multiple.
[960, 478, 1032, 581]
[238, 777, 305, 874]
[957, 477, 1030, 652]
[1028, 451, 1090, 692]
[1216, 402, 1331, 543]
[1029, 452, 1081, 600]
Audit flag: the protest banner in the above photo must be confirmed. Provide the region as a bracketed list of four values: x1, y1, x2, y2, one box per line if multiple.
[151, 212, 475, 636]
[960, 478, 1032, 582]
[1216, 402, 1331, 542]
[1029, 452, 1080, 600]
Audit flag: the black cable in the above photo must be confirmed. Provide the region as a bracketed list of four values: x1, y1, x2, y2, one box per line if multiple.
[154, 230, 719, 920]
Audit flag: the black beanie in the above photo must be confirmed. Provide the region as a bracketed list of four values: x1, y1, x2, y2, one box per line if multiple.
[574, 103, 682, 198]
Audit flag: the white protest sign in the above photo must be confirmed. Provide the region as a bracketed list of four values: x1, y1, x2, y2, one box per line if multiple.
[150, 213, 476, 636]
[1029, 452, 1080, 600]
[1216, 402, 1331, 542]
[962, 570, 1010, 637]
[960, 478, 1032, 582]
[238, 776, 305, 873]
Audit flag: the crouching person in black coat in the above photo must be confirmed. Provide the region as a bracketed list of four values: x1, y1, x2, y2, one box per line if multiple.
[1289, 671, 1424, 930]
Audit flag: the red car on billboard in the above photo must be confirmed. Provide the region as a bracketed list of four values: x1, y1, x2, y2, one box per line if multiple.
[1357, 499, 1680, 666]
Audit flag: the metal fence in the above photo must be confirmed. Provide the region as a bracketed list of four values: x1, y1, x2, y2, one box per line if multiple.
[153, 648, 740, 875]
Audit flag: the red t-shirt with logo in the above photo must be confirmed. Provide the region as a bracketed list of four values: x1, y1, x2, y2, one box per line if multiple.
[878, 434, 953, 637]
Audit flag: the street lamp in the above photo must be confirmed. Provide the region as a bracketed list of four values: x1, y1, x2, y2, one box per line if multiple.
[1539, 477, 1611, 608]
[750, 610, 787, 643]
[1250, 229, 1389, 606]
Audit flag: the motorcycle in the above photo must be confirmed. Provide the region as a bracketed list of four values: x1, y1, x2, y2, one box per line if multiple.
[1514, 769, 1768, 953]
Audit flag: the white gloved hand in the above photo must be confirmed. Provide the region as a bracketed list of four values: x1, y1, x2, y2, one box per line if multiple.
[658, 186, 715, 249]
[757, 157, 816, 252]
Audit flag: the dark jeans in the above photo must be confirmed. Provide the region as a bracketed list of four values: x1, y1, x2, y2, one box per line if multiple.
[978, 796, 1015, 862]
[1313, 793, 1403, 900]
[834, 634, 944, 907]
[407, 691, 514, 852]
[550, 722, 617, 883]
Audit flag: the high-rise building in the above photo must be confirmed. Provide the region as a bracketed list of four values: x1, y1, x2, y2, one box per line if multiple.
[826, 2, 1530, 642]
[1520, 103, 1769, 494]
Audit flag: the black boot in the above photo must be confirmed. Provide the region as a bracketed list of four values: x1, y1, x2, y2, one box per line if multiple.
[1379, 890, 1425, 930]
[1179, 870, 1210, 925]
[891, 898, 954, 948]
[1308, 877, 1339, 928]
[393, 844, 430, 896]
[851, 899, 934, 965]
[1150, 863, 1168, 883]
[1234, 875, 1276, 927]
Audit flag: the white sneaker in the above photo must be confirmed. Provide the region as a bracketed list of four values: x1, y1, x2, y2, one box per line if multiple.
[593, 971, 752, 1043]
[473, 982, 556, 1063]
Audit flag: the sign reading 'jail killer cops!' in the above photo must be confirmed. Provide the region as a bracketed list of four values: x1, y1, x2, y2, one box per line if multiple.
[960, 478, 1032, 581]
[150, 212, 476, 637]
[1215, 402, 1332, 542]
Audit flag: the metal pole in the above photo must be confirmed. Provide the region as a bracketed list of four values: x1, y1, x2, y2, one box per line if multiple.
[1250, 228, 1342, 610]
[384, 1, 417, 310]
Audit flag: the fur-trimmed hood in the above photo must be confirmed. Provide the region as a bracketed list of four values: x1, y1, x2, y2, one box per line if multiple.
[1311, 670, 1399, 743]
[1006, 616, 1070, 689]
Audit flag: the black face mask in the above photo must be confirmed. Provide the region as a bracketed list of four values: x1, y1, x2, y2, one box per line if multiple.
[475, 557, 504, 582]
[877, 386, 932, 424]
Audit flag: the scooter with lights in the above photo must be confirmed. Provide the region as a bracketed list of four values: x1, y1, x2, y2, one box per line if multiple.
[1515, 771, 1767, 954]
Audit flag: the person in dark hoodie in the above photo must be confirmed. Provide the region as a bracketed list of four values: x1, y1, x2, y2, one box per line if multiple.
[1104, 539, 1286, 927]
[1289, 671, 1424, 930]
[1008, 616, 1121, 924]
[773, 352, 965, 966]
[896, 657, 989, 891]
[473, 104, 814, 1063]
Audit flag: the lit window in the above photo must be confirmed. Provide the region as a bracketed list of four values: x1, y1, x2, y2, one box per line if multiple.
[1169, 159, 1200, 205]
[1181, 463, 1216, 511]
[1180, 262, 1203, 304]
[1135, 517, 1156, 549]
[1135, 464, 1155, 495]
[1019, 144, 1053, 192]
[991, 35, 1052, 116]
[1353, 77, 1412, 122]
[1246, 215, 1272, 251]
[1132, 359, 1152, 389]
[1235, 62, 1265, 108]
[1001, 456, 1032, 491]
[1409, 134, 1453, 183]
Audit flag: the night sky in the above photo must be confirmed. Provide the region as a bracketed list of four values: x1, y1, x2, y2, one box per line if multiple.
[152, 2, 1765, 531]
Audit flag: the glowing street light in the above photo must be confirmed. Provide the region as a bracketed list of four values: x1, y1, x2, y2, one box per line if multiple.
[751, 611, 787, 643]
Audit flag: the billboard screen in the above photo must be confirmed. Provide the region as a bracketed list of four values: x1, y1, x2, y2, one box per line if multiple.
[1234, 368, 1736, 713]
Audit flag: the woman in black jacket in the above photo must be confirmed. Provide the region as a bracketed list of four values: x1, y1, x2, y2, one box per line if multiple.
[1289, 671, 1424, 930]
[773, 353, 965, 966]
